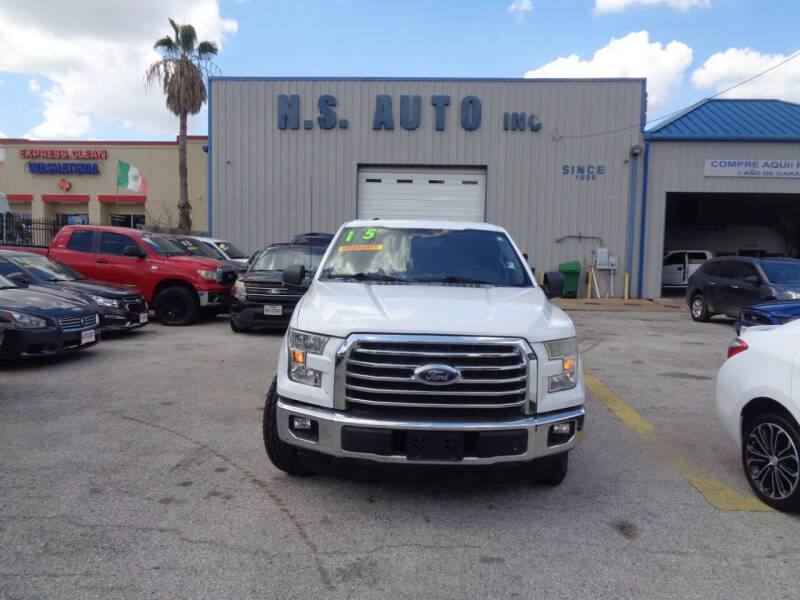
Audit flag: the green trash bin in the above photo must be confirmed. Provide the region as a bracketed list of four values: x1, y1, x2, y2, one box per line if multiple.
[558, 261, 581, 298]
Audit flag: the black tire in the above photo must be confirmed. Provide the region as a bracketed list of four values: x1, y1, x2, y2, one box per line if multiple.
[535, 453, 569, 486]
[229, 318, 250, 333]
[263, 377, 307, 476]
[154, 286, 200, 326]
[690, 294, 710, 322]
[741, 412, 800, 511]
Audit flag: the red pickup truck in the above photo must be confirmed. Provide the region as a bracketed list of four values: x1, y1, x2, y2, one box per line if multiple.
[6, 225, 237, 326]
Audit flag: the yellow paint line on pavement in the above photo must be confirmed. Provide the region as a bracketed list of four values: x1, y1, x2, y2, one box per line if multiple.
[584, 371, 772, 512]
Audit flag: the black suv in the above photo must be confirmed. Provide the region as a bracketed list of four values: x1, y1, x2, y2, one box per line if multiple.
[687, 256, 800, 322]
[229, 238, 330, 332]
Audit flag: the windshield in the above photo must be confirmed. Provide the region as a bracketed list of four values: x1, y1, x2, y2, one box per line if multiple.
[214, 240, 247, 259]
[762, 261, 800, 284]
[251, 246, 326, 272]
[319, 227, 532, 287]
[0, 273, 18, 289]
[142, 235, 187, 257]
[175, 238, 226, 260]
[8, 255, 82, 281]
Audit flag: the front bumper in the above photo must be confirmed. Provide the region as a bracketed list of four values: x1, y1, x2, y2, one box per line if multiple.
[99, 300, 149, 330]
[0, 325, 99, 358]
[198, 289, 229, 307]
[229, 299, 297, 329]
[277, 397, 584, 465]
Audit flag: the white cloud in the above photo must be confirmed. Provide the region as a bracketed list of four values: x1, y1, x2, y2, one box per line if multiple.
[508, 0, 533, 22]
[0, 130, 7, 138]
[0, 1, 237, 139]
[692, 47, 800, 102]
[28, 79, 40, 92]
[524, 31, 693, 111]
[595, 0, 710, 13]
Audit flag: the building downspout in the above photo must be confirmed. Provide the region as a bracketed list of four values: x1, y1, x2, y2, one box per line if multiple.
[625, 148, 640, 299]
[636, 139, 651, 298]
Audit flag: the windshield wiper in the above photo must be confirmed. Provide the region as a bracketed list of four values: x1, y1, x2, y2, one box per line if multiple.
[413, 275, 495, 285]
[326, 272, 413, 283]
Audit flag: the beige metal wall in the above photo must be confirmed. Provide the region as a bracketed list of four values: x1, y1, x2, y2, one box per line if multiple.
[0, 138, 208, 231]
[643, 140, 800, 297]
[211, 78, 645, 297]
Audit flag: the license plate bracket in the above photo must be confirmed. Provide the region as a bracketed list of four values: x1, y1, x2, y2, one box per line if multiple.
[263, 305, 283, 316]
[139, 313, 148, 324]
[80, 329, 96, 345]
[406, 431, 464, 461]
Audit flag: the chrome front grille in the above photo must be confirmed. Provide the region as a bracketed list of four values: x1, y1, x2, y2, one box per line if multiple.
[60, 314, 98, 330]
[341, 335, 533, 411]
[245, 282, 298, 302]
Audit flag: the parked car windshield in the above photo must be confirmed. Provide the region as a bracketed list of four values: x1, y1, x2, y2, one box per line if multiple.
[762, 261, 800, 284]
[319, 226, 532, 287]
[7, 255, 83, 281]
[175, 238, 226, 260]
[251, 246, 326, 272]
[215, 240, 247, 259]
[141, 235, 187, 257]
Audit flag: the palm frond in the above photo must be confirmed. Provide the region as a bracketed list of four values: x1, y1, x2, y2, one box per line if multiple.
[168, 18, 180, 43]
[154, 36, 177, 53]
[179, 24, 198, 53]
[196, 41, 218, 58]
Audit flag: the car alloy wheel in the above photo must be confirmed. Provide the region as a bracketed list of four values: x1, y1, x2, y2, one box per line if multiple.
[745, 421, 800, 500]
[691, 298, 704, 319]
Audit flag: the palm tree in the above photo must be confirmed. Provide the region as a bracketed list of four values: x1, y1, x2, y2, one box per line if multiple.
[146, 19, 218, 230]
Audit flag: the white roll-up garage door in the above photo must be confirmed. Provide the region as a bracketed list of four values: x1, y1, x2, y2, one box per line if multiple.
[358, 167, 486, 222]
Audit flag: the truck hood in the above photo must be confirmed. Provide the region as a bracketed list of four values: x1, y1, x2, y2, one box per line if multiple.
[164, 255, 231, 270]
[295, 281, 575, 342]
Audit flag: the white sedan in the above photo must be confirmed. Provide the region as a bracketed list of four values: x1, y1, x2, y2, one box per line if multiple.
[716, 320, 800, 511]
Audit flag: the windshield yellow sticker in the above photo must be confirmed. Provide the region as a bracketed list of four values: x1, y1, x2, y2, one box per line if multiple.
[338, 244, 383, 252]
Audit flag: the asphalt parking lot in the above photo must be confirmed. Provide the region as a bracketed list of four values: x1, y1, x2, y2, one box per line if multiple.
[2, 308, 798, 599]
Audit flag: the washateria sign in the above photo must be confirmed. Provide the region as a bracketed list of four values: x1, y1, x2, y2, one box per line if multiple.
[21, 147, 107, 176]
[704, 159, 800, 179]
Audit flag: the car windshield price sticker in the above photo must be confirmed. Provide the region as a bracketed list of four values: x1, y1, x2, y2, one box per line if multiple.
[338, 244, 383, 252]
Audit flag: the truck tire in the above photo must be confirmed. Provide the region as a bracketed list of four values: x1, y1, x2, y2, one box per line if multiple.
[263, 377, 307, 476]
[537, 453, 569, 486]
[230, 318, 251, 333]
[154, 286, 199, 326]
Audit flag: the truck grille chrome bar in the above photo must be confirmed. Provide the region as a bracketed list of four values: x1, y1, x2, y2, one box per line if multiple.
[339, 335, 535, 411]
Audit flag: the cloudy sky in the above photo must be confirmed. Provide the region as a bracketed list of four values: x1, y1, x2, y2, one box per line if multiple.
[1, 0, 798, 140]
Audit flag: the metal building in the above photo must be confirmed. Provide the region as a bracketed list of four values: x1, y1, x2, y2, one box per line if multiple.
[641, 99, 800, 298]
[209, 77, 646, 297]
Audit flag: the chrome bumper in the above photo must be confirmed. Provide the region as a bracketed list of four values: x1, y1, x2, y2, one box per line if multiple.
[277, 398, 585, 465]
[198, 291, 226, 306]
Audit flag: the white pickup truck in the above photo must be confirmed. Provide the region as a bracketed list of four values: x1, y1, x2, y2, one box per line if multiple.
[262, 220, 585, 484]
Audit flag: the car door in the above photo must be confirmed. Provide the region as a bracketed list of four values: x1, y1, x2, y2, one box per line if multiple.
[53, 229, 97, 278]
[686, 252, 710, 281]
[92, 231, 149, 291]
[727, 262, 767, 314]
[709, 260, 738, 314]
[662, 252, 687, 286]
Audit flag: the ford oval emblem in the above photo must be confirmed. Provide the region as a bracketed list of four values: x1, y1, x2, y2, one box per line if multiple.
[413, 364, 461, 386]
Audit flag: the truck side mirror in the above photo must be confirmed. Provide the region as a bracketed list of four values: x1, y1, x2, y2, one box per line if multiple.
[283, 263, 307, 288]
[124, 245, 146, 258]
[541, 271, 564, 299]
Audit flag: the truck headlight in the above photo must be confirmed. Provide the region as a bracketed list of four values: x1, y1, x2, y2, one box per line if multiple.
[232, 280, 246, 300]
[0, 310, 48, 329]
[91, 295, 120, 308]
[288, 328, 329, 387]
[197, 269, 217, 281]
[545, 337, 578, 392]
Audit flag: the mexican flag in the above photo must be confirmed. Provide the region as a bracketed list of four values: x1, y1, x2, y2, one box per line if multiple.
[117, 160, 148, 193]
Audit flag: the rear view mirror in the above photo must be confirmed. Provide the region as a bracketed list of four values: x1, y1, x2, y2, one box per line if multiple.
[124, 245, 146, 258]
[541, 271, 564, 299]
[283, 263, 307, 288]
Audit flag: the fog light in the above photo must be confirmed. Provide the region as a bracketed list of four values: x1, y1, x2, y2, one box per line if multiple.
[292, 416, 312, 430]
[552, 422, 573, 435]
